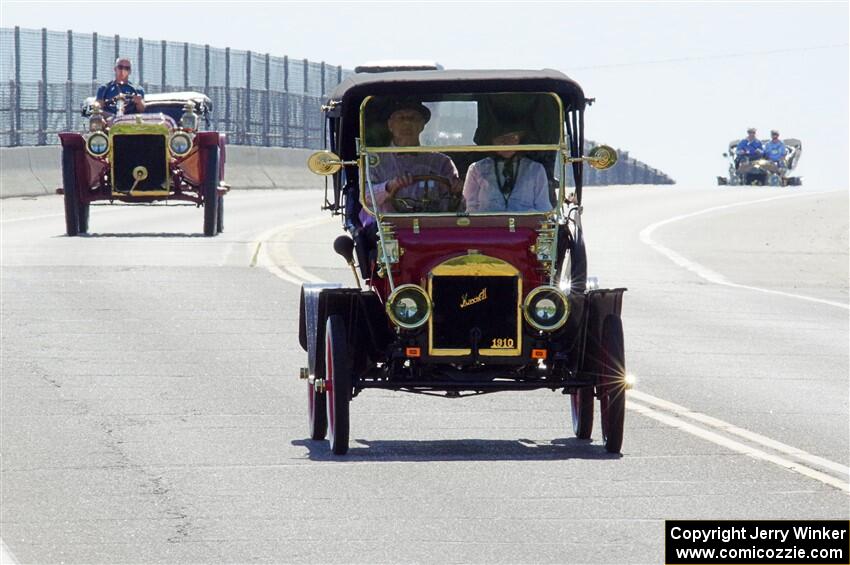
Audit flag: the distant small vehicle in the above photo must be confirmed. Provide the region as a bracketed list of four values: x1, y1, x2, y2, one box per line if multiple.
[58, 91, 228, 236]
[717, 138, 802, 187]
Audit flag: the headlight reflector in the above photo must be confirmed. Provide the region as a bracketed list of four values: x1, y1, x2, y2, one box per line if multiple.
[86, 132, 109, 157]
[523, 286, 570, 331]
[386, 284, 431, 330]
[169, 132, 193, 157]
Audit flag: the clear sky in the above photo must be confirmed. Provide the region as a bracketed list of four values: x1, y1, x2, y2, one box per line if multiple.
[1, 0, 848, 188]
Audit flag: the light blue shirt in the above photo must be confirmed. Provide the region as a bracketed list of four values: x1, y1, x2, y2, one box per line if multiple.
[463, 157, 550, 213]
[764, 140, 787, 162]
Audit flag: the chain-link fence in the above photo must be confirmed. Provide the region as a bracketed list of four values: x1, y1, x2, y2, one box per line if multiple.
[0, 26, 350, 148]
[0, 26, 673, 184]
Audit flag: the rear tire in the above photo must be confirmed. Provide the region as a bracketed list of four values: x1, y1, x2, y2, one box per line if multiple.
[570, 387, 594, 439]
[325, 315, 351, 455]
[78, 201, 90, 234]
[599, 315, 626, 454]
[216, 194, 224, 234]
[62, 147, 80, 236]
[202, 146, 220, 237]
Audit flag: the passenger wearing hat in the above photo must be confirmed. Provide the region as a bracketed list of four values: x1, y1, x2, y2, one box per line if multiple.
[362, 99, 461, 221]
[735, 127, 763, 167]
[463, 125, 550, 213]
[763, 130, 787, 166]
[95, 58, 145, 115]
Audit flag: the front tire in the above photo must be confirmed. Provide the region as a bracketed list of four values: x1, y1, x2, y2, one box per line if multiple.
[325, 315, 351, 455]
[599, 315, 626, 454]
[202, 147, 220, 237]
[62, 147, 80, 236]
[308, 378, 328, 441]
[570, 387, 594, 439]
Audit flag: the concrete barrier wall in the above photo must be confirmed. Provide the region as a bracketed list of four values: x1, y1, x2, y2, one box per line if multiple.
[0, 145, 324, 199]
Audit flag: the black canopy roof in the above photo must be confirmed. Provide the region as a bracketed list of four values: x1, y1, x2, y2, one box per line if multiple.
[328, 69, 587, 112]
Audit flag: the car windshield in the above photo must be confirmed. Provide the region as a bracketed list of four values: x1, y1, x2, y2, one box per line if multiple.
[360, 92, 563, 216]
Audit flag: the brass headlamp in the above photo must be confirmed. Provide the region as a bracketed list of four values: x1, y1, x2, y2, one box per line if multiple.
[180, 101, 199, 132]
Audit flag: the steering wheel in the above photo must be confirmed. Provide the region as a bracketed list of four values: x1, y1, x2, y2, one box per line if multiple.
[390, 175, 462, 213]
[107, 89, 140, 115]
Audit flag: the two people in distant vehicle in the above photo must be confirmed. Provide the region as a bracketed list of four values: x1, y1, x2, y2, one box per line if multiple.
[736, 127, 787, 168]
[366, 99, 550, 217]
[95, 57, 145, 115]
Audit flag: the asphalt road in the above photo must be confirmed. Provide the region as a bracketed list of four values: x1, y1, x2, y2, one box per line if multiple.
[1, 185, 848, 564]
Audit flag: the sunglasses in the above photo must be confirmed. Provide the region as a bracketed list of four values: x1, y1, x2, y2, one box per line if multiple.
[116, 65, 131, 71]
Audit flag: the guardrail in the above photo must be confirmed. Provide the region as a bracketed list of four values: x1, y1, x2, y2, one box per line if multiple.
[0, 26, 674, 185]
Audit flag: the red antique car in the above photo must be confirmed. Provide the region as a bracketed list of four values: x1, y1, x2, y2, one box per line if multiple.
[59, 91, 227, 236]
[299, 69, 630, 455]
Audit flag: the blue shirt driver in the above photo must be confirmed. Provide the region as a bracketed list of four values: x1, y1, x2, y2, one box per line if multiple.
[96, 58, 145, 115]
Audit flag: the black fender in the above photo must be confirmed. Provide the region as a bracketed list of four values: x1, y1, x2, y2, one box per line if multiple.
[299, 283, 342, 377]
[577, 288, 626, 378]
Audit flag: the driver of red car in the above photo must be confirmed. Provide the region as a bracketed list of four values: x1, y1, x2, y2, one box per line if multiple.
[361, 100, 461, 223]
[95, 58, 145, 115]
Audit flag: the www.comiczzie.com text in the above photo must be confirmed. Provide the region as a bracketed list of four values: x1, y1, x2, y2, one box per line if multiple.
[665, 520, 849, 565]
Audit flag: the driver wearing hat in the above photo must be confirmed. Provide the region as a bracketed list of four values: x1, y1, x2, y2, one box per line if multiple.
[463, 124, 550, 213]
[735, 127, 763, 166]
[362, 99, 461, 223]
[95, 57, 145, 115]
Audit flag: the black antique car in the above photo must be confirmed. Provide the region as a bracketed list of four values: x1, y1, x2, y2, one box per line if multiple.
[59, 91, 228, 236]
[299, 69, 632, 455]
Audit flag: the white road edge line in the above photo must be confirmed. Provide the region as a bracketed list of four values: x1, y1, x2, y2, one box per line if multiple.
[639, 191, 849, 310]
[252, 216, 335, 285]
[627, 399, 850, 494]
[0, 538, 19, 565]
[630, 390, 850, 477]
[254, 215, 850, 493]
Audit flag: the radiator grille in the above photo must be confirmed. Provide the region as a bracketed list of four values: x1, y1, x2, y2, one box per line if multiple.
[112, 134, 168, 191]
[430, 275, 520, 354]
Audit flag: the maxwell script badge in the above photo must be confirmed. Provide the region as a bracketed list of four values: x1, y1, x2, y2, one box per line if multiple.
[460, 289, 487, 309]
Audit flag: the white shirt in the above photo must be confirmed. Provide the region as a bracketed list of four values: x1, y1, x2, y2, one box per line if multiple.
[463, 157, 551, 213]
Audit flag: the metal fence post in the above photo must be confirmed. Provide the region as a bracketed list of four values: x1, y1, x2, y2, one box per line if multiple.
[204, 44, 210, 94]
[13, 26, 21, 146]
[245, 51, 251, 145]
[39, 28, 48, 145]
[138, 37, 144, 84]
[183, 42, 189, 89]
[302, 58, 308, 148]
[224, 47, 230, 138]
[92, 32, 97, 84]
[114, 34, 119, 60]
[160, 40, 166, 91]
[282, 55, 289, 146]
[264, 53, 270, 146]
[337, 65, 342, 84]
[320, 61, 325, 96]
[66, 29, 73, 132]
